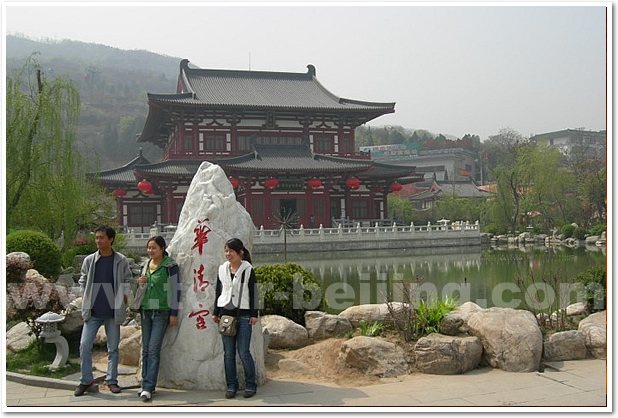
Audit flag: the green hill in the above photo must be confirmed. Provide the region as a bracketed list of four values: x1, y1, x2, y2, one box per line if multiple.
[6, 35, 182, 170]
[6, 35, 474, 171]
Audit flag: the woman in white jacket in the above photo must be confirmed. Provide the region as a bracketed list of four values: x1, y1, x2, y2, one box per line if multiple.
[212, 238, 258, 399]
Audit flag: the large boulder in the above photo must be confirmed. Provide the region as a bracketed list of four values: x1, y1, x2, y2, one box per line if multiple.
[6, 322, 36, 352]
[261, 315, 310, 349]
[59, 297, 84, 336]
[414, 333, 483, 375]
[304, 311, 353, 340]
[158, 161, 263, 391]
[339, 336, 409, 377]
[440, 301, 484, 336]
[95, 325, 139, 345]
[7, 252, 31, 264]
[338, 303, 407, 328]
[119, 330, 142, 366]
[550, 302, 588, 321]
[578, 311, 606, 359]
[543, 330, 588, 361]
[25, 269, 49, 284]
[467, 307, 543, 372]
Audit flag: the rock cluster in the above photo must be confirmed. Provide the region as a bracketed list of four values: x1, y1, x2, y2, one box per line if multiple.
[258, 302, 607, 377]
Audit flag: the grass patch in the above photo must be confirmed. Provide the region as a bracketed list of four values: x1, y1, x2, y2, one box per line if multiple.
[7, 339, 81, 379]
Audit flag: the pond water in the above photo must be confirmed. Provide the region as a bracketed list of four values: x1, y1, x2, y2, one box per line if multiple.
[254, 245, 606, 314]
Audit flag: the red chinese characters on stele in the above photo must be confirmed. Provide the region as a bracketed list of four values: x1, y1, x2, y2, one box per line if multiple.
[193, 264, 209, 293]
[189, 218, 213, 330]
[191, 217, 211, 255]
[188, 304, 210, 330]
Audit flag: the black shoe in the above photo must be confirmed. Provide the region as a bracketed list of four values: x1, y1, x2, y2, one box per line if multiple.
[74, 382, 94, 397]
[107, 384, 122, 394]
[225, 391, 237, 399]
[243, 391, 256, 398]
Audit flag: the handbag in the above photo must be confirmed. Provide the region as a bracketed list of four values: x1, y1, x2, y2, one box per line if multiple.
[218, 315, 238, 337]
[130, 262, 149, 313]
[218, 270, 245, 336]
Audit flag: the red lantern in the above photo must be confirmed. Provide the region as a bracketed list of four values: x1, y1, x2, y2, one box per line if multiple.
[228, 177, 239, 189]
[263, 178, 279, 189]
[307, 178, 322, 189]
[389, 182, 403, 192]
[112, 189, 127, 198]
[137, 179, 153, 194]
[345, 177, 360, 190]
[374, 187, 384, 193]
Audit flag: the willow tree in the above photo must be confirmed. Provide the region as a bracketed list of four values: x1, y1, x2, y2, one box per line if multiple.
[6, 55, 108, 246]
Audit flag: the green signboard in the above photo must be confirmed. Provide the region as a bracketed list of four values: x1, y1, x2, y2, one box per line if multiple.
[359, 143, 419, 159]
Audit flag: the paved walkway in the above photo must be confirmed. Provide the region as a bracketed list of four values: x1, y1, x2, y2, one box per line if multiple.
[4, 359, 608, 411]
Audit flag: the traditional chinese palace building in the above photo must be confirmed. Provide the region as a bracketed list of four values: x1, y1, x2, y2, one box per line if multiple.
[99, 60, 422, 232]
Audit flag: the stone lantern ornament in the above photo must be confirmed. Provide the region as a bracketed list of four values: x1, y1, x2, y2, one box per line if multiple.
[35, 311, 69, 371]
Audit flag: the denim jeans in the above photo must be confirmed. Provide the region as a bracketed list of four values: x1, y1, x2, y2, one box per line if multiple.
[222, 316, 256, 392]
[140, 309, 170, 392]
[79, 316, 120, 385]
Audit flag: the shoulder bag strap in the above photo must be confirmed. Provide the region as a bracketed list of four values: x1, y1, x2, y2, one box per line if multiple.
[236, 270, 245, 319]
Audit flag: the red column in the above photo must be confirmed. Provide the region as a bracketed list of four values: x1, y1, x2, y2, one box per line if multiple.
[263, 186, 272, 228]
[116, 198, 123, 225]
[368, 187, 376, 219]
[304, 183, 312, 227]
[159, 188, 175, 224]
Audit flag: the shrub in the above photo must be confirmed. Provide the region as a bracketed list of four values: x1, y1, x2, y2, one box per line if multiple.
[589, 224, 606, 237]
[561, 224, 576, 239]
[254, 263, 324, 326]
[413, 295, 458, 337]
[386, 277, 458, 342]
[358, 320, 384, 337]
[6, 255, 32, 284]
[483, 223, 501, 235]
[573, 227, 587, 240]
[6, 231, 62, 280]
[6, 281, 69, 341]
[61, 238, 97, 268]
[575, 265, 606, 313]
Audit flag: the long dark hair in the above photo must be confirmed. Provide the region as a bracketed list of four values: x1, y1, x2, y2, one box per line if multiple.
[147, 235, 169, 257]
[225, 238, 251, 264]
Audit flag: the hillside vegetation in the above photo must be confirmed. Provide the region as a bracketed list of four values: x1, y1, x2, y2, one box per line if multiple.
[6, 35, 180, 169]
[6, 35, 473, 170]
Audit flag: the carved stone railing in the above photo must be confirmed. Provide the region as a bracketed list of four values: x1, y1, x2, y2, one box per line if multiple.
[121, 221, 481, 255]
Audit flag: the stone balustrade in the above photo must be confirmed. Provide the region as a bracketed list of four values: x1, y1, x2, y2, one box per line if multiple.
[121, 221, 482, 255]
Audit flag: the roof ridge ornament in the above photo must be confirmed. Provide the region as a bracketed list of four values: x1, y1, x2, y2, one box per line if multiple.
[307, 64, 316, 77]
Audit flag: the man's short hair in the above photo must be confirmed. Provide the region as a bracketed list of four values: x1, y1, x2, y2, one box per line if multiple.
[95, 225, 116, 245]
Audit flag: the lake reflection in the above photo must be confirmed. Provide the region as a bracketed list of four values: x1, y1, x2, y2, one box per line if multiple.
[254, 245, 606, 313]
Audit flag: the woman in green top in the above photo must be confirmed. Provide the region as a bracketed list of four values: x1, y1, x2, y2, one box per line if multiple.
[137, 236, 180, 402]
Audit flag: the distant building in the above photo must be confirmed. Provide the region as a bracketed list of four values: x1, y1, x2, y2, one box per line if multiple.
[394, 175, 493, 210]
[374, 147, 482, 185]
[374, 147, 492, 210]
[531, 129, 606, 158]
[97, 60, 423, 232]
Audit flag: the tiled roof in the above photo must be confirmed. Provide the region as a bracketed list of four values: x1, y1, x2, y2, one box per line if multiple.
[105, 144, 417, 185]
[439, 181, 493, 198]
[217, 144, 372, 173]
[148, 60, 395, 112]
[96, 152, 151, 184]
[134, 160, 203, 177]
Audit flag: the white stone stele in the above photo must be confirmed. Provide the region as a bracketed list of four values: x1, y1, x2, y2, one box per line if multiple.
[158, 161, 265, 391]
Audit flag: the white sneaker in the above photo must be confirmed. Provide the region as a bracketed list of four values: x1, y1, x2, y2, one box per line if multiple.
[140, 390, 152, 402]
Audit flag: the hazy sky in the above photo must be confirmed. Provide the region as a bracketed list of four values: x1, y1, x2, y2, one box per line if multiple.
[3, 2, 609, 140]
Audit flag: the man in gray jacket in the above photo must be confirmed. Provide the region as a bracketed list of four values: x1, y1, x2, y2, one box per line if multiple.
[74, 225, 132, 397]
